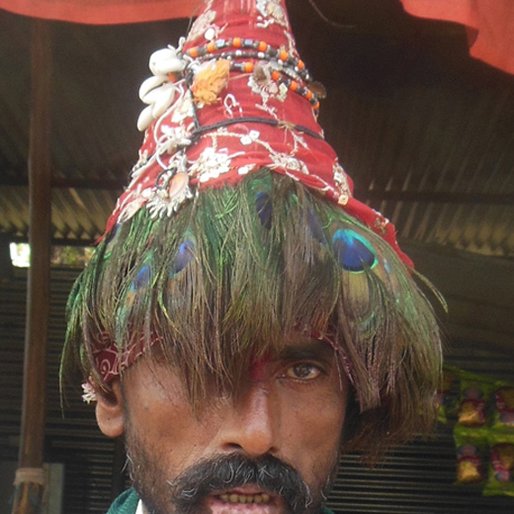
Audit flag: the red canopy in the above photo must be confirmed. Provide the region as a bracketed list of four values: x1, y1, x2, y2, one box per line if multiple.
[0, 0, 513, 75]
[401, 0, 514, 75]
[0, 0, 196, 24]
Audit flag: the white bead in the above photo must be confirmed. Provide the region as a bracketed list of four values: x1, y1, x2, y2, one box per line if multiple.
[204, 27, 216, 41]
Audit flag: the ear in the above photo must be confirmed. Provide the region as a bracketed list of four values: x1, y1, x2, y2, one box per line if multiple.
[95, 380, 125, 438]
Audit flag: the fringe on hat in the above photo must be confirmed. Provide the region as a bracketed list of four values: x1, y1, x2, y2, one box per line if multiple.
[62, 170, 442, 458]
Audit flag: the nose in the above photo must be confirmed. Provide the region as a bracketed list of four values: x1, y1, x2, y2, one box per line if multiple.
[218, 383, 279, 458]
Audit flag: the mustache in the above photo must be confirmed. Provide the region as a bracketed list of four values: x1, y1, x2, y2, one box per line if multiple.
[167, 453, 313, 514]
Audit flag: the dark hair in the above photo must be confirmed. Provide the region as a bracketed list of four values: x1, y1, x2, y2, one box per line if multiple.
[62, 170, 442, 459]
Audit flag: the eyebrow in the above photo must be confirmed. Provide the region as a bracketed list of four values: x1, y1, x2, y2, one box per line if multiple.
[249, 340, 336, 381]
[276, 340, 335, 363]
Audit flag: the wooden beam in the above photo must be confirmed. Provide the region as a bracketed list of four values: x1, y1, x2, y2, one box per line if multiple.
[11, 20, 53, 514]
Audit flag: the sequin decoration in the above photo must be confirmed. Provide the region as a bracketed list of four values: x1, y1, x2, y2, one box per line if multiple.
[332, 229, 377, 272]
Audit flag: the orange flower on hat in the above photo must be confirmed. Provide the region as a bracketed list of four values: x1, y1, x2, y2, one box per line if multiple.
[191, 59, 231, 105]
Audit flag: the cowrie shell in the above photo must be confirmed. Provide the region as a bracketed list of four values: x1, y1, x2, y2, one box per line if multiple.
[137, 105, 154, 132]
[139, 75, 167, 102]
[151, 84, 177, 118]
[149, 48, 185, 75]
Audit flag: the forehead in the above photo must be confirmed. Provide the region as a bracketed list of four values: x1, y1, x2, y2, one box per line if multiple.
[125, 336, 338, 388]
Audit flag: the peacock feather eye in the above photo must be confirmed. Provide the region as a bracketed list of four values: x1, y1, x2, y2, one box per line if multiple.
[255, 191, 272, 229]
[332, 228, 377, 272]
[130, 262, 152, 291]
[170, 239, 195, 274]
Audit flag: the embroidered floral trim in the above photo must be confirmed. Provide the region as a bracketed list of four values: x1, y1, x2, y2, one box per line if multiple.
[81, 382, 97, 404]
[238, 164, 256, 175]
[187, 3, 217, 42]
[156, 124, 192, 155]
[144, 174, 193, 219]
[373, 213, 389, 234]
[256, 0, 289, 29]
[190, 147, 238, 183]
[333, 163, 352, 205]
[269, 152, 309, 174]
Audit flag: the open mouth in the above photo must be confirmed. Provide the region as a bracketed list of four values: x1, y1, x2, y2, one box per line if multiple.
[217, 492, 272, 504]
[205, 487, 283, 513]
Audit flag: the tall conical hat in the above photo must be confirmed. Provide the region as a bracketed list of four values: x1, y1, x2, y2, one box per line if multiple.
[104, 0, 412, 267]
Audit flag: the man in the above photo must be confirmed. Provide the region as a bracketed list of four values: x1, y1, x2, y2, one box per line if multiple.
[62, 1, 442, 513]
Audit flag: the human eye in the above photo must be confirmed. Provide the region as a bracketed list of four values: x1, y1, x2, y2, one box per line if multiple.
[283, 362, 324, 381]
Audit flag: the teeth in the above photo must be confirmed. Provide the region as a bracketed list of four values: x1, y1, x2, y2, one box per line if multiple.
[219, 493, 272, 504]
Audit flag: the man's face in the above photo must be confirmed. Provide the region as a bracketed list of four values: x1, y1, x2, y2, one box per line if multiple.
[117, 338, 348, 514]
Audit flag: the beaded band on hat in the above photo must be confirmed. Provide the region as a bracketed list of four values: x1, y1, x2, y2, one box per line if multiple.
[228, 61, 320, 109]
[182, 37, 320, 109]
[184, 38, 311, 82]
[183, 59, 320, 111]
[194, 50, 306, 82]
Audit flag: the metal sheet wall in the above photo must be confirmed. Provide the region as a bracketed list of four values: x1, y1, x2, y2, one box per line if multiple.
[0, 268, 513, 513]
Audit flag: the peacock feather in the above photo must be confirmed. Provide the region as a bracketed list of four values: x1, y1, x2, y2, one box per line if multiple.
[62, 169, 442, 459]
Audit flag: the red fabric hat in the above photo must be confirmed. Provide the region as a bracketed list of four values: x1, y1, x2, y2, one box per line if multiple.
[104, 0, 412, 267]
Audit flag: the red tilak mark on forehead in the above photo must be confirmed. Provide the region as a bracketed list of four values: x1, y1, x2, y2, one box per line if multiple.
[250, 356, 271, 381]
